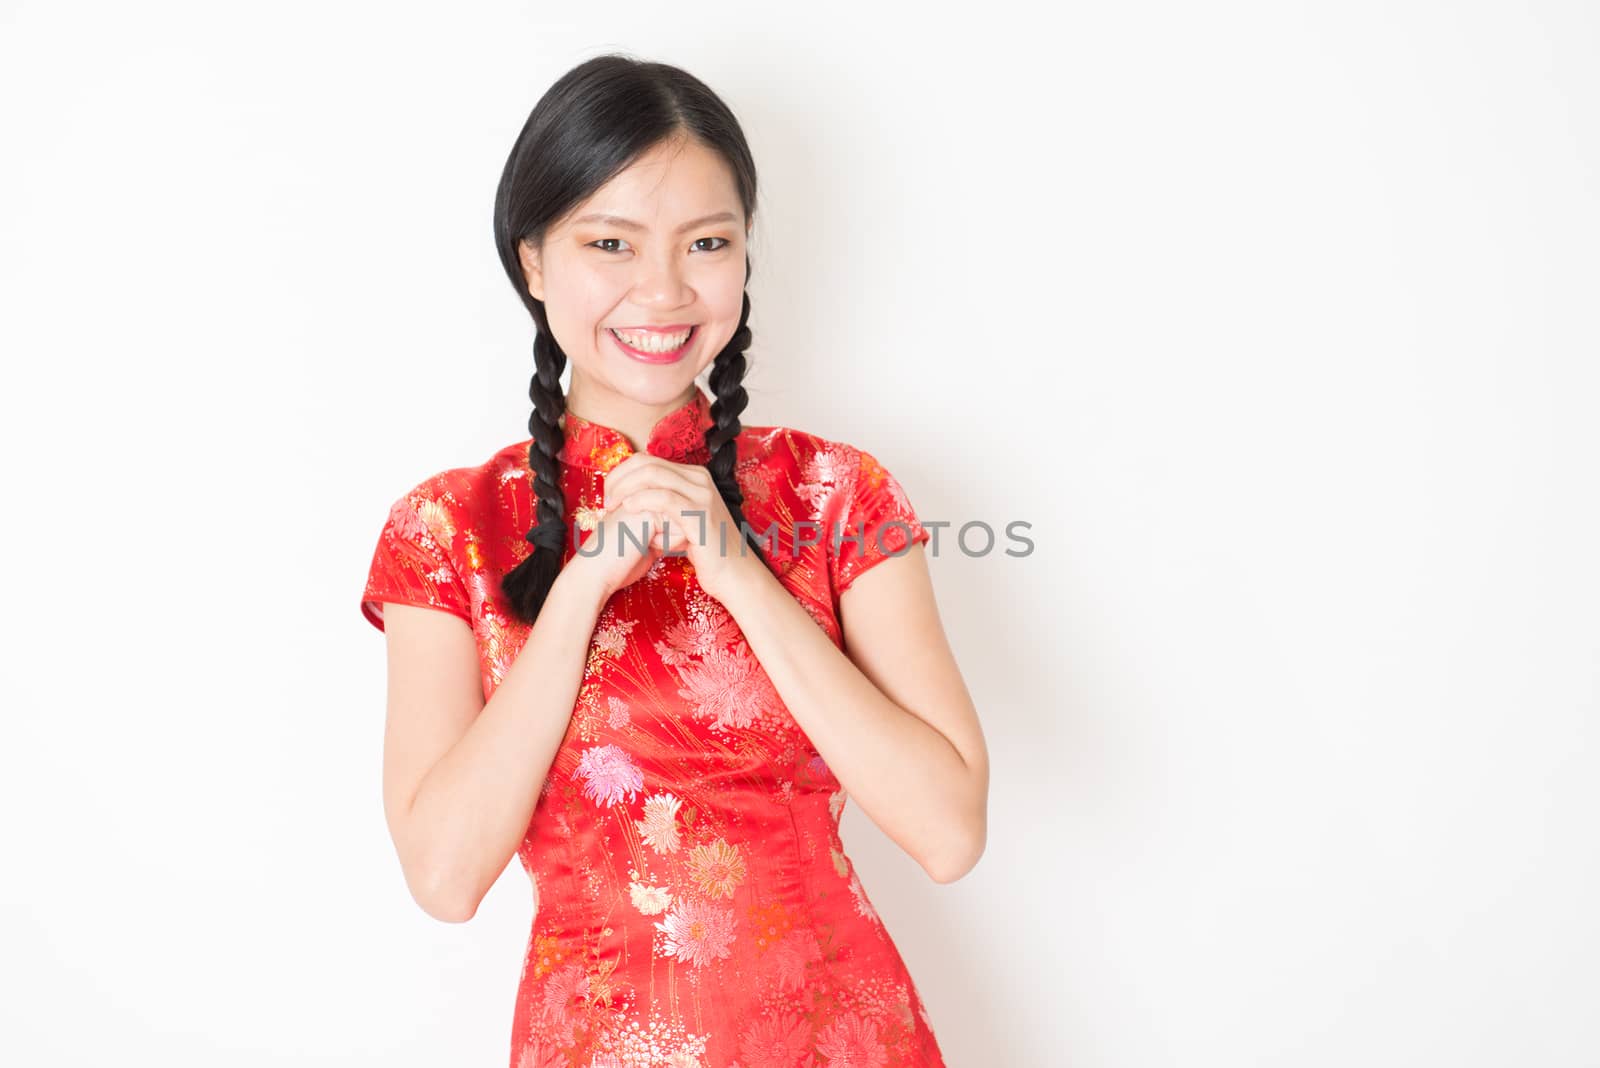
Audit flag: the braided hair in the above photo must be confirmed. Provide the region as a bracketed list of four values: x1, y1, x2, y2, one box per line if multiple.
[492, 54, 770, 624]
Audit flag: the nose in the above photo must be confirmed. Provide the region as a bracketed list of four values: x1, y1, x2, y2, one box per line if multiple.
[629, 248, 693, 310]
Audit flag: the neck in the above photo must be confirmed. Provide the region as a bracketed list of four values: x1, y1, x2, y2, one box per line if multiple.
[564, 376, 698, 451]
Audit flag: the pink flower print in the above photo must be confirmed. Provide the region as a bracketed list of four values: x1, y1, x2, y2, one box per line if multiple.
[539, 961, 590, 1046]
[739, 1012, 814, 1068]
[636, 792, 684, 854]
[884, 469, 913, 516]
[795, 445, 854, 511]
[814, 1012, 888, 1068]
[573, 744, 643, 808]
[628, 879, 673, 915]
[847, 868, 881, 925]
[737, 456, 773, 504]
[661, 611, 742, 658]
[591, 617, 636, 658]
[796, 481, 841, 513]
[654, 897, 736, 969]
[770, 929, 823, 992]
[515, 1039, 566, 1068]
[654, 640, 687, 666]
[388, 497, 430, 543]
[675, 645, 781, 731]
[803, 445, 854, 487]
[606, 697, 631, 730]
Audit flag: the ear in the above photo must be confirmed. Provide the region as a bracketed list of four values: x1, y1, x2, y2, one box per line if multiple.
[517, 239, 545, 302]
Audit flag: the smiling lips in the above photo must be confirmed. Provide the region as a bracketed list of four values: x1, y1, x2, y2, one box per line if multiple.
[610, 324, 696, 363]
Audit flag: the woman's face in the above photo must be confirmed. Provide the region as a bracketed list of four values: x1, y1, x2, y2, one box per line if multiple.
[519, 135, 752, 412]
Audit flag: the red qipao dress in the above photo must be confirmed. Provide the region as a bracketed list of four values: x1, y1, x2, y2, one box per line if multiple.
[359, 386, 947, 1068]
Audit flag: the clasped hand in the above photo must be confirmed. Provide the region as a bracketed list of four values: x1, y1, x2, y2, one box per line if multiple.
[577, 453, 760, 602]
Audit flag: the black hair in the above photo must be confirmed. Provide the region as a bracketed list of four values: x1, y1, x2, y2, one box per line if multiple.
[492, 54, 766, 625]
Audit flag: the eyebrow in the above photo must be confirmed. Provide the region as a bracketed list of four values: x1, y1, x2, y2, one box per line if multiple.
[571, 211, 740, 234]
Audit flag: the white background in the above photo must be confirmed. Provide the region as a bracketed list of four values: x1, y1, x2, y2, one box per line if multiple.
[3, 1, 1597, 1065]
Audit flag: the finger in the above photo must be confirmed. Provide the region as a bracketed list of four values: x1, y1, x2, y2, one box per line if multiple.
[604, 459, 707, 508]
[623, 504, 676, 548]
[617, 488, 696, 523]
[657, 516, 688, 554]
[602, 454, 657, 504]
[641, 512, 683, 555]
[611, 512, 664, 555]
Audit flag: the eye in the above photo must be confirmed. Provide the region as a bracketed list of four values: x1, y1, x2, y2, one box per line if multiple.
[693, 237, 730, 252]
[588, 238, 629, 253]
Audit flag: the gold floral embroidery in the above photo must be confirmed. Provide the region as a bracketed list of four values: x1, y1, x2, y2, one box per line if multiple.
[360, 388, 945, 1066]
[414, 495, 457, 544]
[687, 837, 747, 899]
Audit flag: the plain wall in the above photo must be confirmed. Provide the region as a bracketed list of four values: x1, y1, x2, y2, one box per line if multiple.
[3, 1, 1596, 1064]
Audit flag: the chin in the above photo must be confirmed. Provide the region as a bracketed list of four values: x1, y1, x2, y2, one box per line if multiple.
[601, 360, 701, 402]
[604, 348, 718, 389]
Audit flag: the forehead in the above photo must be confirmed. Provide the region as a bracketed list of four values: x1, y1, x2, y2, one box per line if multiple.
[561, 137, 743, 230]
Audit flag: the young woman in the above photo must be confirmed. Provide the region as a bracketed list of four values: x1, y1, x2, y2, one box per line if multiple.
[359, 54, 988, 1068]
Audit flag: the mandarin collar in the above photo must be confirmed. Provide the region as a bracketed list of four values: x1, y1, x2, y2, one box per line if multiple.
[557, 386, 716, 473]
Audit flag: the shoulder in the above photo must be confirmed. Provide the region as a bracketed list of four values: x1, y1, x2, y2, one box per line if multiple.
[733, 421, 874, 479]
[733, 420, 913, 520]
[385, 440, 531, 546]
[735, 419, 906, 482]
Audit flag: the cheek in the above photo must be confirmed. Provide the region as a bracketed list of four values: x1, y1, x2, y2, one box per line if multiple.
[698, 266, 750, 366]
[699, 265, 747, 331]
[546, 270, 626, 340]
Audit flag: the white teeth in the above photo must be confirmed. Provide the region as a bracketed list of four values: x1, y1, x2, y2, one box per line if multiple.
[612, 327, 692, 352]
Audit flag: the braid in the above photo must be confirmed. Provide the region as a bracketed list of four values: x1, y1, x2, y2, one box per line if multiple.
[502, 290, 767, 625]
[705, 289, 772, 566]
[501, 315, 569, 624]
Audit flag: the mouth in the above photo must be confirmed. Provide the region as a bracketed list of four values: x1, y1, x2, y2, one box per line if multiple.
[609, 324, 697, 363]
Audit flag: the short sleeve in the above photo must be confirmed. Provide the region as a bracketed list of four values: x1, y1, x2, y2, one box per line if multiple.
[829, 446, 931, 599]
[359, 489, 473, 633]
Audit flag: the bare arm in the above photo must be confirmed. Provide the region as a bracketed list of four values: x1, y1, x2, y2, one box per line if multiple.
[716, 544, 989, 883]
[379, 563, 611, 922]
[599, 451, 988, 883]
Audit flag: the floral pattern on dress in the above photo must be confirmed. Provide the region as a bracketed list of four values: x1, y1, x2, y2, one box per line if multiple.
[361, 387, 941, 1067]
